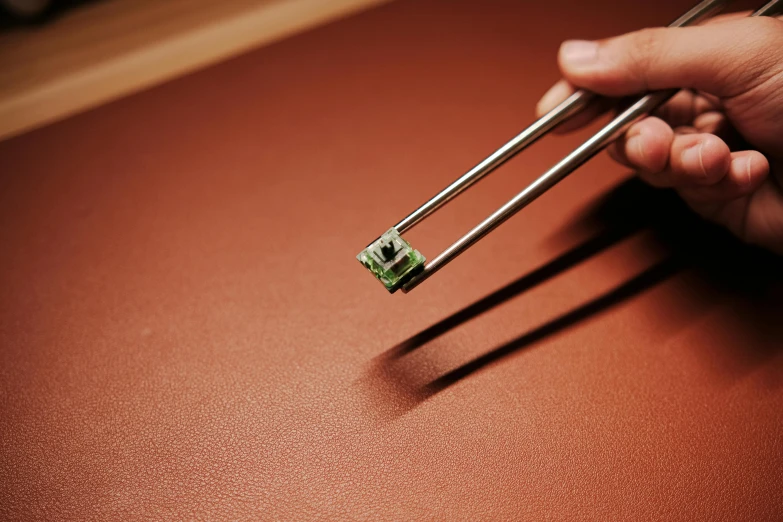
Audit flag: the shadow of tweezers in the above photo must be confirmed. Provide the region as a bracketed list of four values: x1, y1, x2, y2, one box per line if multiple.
[379, 223, 639, 361]
[419, 257, 682, 397]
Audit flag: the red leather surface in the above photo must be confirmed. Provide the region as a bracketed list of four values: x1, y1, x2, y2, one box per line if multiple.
[1, 0, 782, 520]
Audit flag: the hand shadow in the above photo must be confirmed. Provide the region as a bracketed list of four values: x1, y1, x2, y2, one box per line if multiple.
[362, 177, 783, 418]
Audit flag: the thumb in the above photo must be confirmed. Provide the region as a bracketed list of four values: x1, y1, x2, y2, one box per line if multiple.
[557, 17, 783, 99]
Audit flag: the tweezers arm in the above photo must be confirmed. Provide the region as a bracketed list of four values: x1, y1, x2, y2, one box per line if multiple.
[403, 0, 782, 293]
[392, 0, 733, 234]
[402, 90, 676, 292]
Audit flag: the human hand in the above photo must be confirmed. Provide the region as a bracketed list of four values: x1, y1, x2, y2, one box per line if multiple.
[536, 14, 783, 254]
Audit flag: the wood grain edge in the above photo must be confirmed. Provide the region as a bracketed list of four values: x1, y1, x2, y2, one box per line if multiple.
[0, 0, 392, 141]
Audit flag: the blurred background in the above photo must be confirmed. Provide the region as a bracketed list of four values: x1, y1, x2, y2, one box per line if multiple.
[0, 0, 97, 26]
[0, 0, 389, 141]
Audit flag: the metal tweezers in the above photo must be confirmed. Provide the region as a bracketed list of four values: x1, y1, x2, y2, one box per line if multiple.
[377, 0, 781, 293]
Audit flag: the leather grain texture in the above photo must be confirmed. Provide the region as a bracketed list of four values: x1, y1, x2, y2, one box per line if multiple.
[1, 0, 782, 520]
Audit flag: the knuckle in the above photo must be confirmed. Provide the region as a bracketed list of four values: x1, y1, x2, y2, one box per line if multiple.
[624, 28, 665, 90]
[727, 18, 783, 96]
[630, 28, 661, 56]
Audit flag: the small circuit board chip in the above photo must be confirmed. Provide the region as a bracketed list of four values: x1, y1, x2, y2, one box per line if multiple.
[357, 228, 425, 293]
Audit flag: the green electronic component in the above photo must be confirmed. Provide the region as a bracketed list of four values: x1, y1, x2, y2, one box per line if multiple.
[357, 228, 425, 293]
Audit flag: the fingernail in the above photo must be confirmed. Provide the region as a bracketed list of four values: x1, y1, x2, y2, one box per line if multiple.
[537, 81, 571, 115]
[742, 155, 753, 188]
[560, 40, 599, 66]
[626, 132, 646, 163]
[682, 142, 706, 179]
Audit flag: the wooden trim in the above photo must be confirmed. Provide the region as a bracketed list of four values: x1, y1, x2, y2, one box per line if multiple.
[0, 0, 391, 140]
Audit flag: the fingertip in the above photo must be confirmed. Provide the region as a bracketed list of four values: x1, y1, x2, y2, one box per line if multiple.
[655, 90, 694, 128]
[536, 80, 611, 134]
[535, 80, 573, 118]
[556, 39, 615, 92]
[692, 111, 726, 135]
[729, 150, 769, 194]
[623, 117, 673, 174]
[558, 40, 599, 72]
[677, 150, 769, 204]
[606, 141, 631, 168]
[678, 134, 731, 185]
[701, 135, 732, 183]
